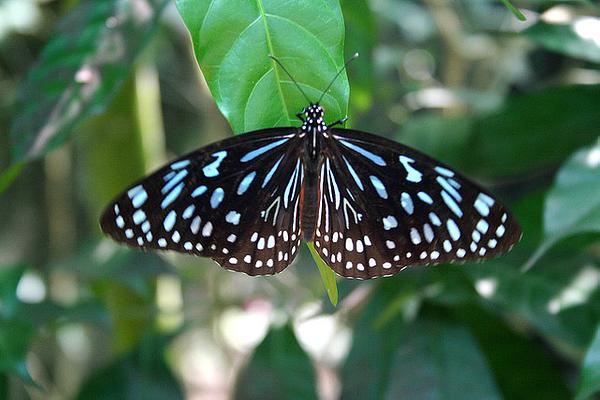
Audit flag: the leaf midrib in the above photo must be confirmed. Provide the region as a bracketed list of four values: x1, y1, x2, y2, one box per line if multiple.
[255, 0, 289, 130]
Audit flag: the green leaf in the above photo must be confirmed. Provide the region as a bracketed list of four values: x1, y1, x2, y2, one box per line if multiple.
[524, 18, 600, 63]
[341, 0, 376, 113]
[525, 142, 600, 270]
[457, 304, 571, 400]
[0, 265, 26, 319]
[340, 279, 410, 400]
[0, 320, 35, 382]
[385, 314, 501, 400]
[9, 0, 168, 164]
[175, 0, 349, 133]
[577, 324, 600, 400]
[400, 86, 600, 180]
[0, 162, 25, 196]
[545, 142, 600, 239]
[76, 333, 183, 400]
[307, 242, 338, 307]
[465, 260, 598, 348]
[234, 324, 317, 400]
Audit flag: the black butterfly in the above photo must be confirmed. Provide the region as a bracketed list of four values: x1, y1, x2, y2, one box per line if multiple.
[100, 59, 521, 279]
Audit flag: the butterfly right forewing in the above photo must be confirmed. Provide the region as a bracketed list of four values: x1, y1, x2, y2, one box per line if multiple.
[100, 128, 305, 276]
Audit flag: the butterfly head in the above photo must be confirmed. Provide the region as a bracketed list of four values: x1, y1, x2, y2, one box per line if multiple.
[303, 103, 325, 120]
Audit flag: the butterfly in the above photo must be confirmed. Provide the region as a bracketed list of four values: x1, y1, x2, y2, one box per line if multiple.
[100, 57, 521, 279]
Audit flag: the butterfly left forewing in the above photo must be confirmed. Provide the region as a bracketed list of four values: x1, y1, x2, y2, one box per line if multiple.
[100, 128, 305, 275]
[311, 128, 521, 279]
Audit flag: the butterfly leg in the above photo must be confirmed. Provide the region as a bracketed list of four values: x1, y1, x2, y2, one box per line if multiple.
[296, 112, 306, 122]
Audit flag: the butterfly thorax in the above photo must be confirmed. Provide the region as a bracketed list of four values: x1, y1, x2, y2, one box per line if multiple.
[299, 103, 328, 241]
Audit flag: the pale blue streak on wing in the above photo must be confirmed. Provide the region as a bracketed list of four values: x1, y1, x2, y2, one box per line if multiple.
[338, 139, 386, 166]
[263, 155, 284, 188]
[203, 151, 227, 178]
[164, 210, 177, 232]
[161, 182, 185, 209]
[436, 176, 462, 201]
[237, 171, 256, 195]
[162, 170, 188, 194]
[210, 188, 225, 209]
[240, 138, 289, 162]
[191, 185, 207, 198]
[183, 205, 196, 219]
[369, 175, 388, 199]
[170, 159, 190, 170]
[441, 190, 463, 218]
[342, 155, 364, 191]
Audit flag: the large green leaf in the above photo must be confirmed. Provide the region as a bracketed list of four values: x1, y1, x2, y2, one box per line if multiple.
[9, 0, 168, 163]
[525, 142, 600, 269]
[340, 279, 412, 400]
[76, 333, 183, 400]
[175, 0, 349, 133]
[234, 324, 317, 400]
[386, 314, 501, 400]
[577, 324, 600, 400]
[544, 142, 600, 240]
[400, 86, 600, 180]
[457, 304, 571, 400]
[465, 260, 599, 348]
[524, 18, 600, 63]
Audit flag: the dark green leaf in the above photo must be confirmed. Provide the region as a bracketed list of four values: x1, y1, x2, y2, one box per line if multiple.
[385, 315, 501, 400]
[400, 86, 600, 180]
[465, 260, 598, 348]
[0, 320, 35, 382]
[577, 324, 600, 400]
[0, 265, 26, 319]
[457, 304, 571, 400]
[340, 280, 411, 400]
[9, 0, 169, 163]
[0, 162, 25, 196]
[525, 142, 600, 269]
[341, 0, 376, 113]
[524, 19, 600, 63]
[234, 324, 317, 400]
[544, 142, 600, 241]
[76, 333, 182, 400]
[175, 0, 349, 133]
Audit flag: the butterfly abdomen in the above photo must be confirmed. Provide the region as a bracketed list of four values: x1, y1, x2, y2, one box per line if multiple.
[300, 160, 319, 241]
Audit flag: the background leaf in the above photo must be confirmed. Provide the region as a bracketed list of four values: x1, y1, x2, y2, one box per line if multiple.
[9, 0, 168, 163]
[76, 333, 182, 400]
[544, 142, 600, 240]
[385, 312, 501, 400]
[524, 18, 600, 63]
[234, 324, 317, 400]
[400, 86, 600, 180]
[577, 324, 600, 400]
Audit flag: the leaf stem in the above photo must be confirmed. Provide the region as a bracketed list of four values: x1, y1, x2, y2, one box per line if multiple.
[500, 0, 526, 21]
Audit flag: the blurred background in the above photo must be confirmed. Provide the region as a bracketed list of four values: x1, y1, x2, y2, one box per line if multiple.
[1, 0, 600, 399]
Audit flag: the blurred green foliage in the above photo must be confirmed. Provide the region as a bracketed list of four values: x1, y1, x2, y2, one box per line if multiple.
[1, 0, 600, 399]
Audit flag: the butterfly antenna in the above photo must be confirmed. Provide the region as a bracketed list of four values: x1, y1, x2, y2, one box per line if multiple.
[318, 52, 359, 104]
[268, 55, 312, 104]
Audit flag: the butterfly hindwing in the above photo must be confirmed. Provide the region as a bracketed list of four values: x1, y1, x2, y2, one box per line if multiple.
[100, 128, 305, 275]
[312, 128, 521, 279]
